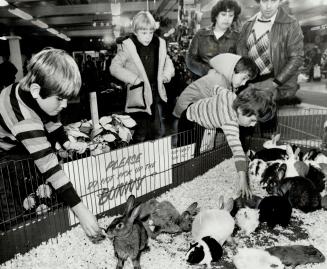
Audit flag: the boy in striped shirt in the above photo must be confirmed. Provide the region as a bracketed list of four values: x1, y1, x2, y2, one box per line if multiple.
[179, 86, 276, 198]
[0, 48, 101, 238]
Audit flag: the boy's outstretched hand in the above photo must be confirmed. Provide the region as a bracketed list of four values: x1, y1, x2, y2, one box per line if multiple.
[238, 171, 252, 199]
[72, 202, 103, 240]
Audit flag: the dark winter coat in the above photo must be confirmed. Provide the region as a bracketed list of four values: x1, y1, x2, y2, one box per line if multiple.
[237, 7, 304, 99]
[186, 27, 239, 77]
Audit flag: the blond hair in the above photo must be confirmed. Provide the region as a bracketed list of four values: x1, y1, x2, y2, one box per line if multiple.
[20, 47, 81, 99]
[132, 11, 157, 33]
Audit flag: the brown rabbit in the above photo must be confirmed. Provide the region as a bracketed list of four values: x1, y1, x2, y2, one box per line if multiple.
[138, 199, 199, 238]
[106, 195, 148, 269]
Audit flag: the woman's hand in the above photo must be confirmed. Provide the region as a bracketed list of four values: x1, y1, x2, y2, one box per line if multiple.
[238, 171, 252, 199]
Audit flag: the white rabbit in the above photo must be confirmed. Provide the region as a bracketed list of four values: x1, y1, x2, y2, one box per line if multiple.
[233, 248, 284, 269]
[192, 195, 235, 246]
[235, 207, 260, 235]
[263, 133, 287, 150]
[284, 145, 301, 178]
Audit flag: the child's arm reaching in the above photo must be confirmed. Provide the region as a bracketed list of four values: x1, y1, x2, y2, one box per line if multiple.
[238, 171, 252, 199]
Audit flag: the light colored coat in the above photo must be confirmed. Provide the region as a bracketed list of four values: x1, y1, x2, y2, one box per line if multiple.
[110, 37, 175, 115]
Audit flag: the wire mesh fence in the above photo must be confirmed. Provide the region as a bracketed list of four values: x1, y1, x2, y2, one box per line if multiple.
[0, 107, 326, 263]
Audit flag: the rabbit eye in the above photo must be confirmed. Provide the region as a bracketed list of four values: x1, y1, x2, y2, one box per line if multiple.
[116, 223, 124, 229]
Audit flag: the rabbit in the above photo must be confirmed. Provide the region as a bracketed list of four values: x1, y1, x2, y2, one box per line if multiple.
[235, 207, 260, 235]
[233, 248, 284, 269]
[230, 194, 262, 217]
[268, 163, 322, 212]
[305, 164, 326, 193]
[263, 133, 287, 150]
[192, 195, 235, 246]
[304, 149, 327, 165]
[106, 195, 148, 269]
[252, 148, 287, 162]
[260, 161, 286, 194]
[186, 236, 223, 267]
[248, 159, 268, 187]
[258, 195, 292, 228]
[283, 145, 302, 178]
[275, 176, 322, 213]
[138, 198, 199, 238]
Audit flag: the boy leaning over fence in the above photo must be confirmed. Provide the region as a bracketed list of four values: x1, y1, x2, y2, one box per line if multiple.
[178, 86, 276, 198]
[0, 48, 101, 238]
[174, 53, 259, 152]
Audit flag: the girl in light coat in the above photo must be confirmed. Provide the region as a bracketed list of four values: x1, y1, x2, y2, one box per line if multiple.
[110, 11, 175, 143]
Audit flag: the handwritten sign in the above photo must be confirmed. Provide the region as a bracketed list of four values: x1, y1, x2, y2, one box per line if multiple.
[64, 137, 172, 225]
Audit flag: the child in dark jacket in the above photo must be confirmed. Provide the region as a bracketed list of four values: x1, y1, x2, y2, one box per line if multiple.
[0, 48, 101, 238]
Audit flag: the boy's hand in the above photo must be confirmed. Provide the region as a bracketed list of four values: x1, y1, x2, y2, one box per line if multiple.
[238, 171, 252, 199]
[64, 141, 88, 154]
[72, 202, 103, 240]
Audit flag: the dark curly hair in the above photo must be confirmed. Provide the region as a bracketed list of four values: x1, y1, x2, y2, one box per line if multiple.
[211, 0, 241, 26]
[232, 87, 276, 123]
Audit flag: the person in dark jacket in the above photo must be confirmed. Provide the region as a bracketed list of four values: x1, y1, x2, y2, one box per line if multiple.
[237, 0, 304, 104]
[0, 55, 18, 90]
[186, 0, 241, 78]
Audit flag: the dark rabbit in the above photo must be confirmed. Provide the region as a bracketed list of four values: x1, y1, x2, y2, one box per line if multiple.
[306, 164, 326, 193]
[276, 176, 322, 213]
[258, 195, 292, 228]
[266, 245, 325, 267]
[270, 163, 322, 213]
[230, 194, 262, 217]
[260, 162, 286, 194]
[139, 198, 199, 238]
[106, 195, 148, 269]
[253, 148, 287, 162]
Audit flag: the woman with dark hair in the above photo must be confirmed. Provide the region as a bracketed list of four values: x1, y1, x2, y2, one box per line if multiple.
[186, 0, 241, 78]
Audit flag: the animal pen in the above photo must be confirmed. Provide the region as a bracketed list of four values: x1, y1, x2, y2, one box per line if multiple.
[0, 107, 327, 264]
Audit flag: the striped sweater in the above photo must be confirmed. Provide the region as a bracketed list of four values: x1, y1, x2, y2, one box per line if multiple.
[186, 88, 247, 172]
[0, 83, 80, 207]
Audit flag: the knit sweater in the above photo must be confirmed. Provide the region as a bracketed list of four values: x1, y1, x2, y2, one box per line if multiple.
[186, 87, 247, 172]
[0, 83, 80, 207]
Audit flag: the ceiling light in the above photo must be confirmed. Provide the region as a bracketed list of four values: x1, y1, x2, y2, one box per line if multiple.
[0, 0, 9, 7]
[8, 8, 33, 20]
[31, 19, 48, 29]
[57, 33, 67, 39]
[47, 28, 59, 35]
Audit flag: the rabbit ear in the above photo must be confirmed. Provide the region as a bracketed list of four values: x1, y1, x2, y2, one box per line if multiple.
[225, 198, 234, 212]
[286, 144, 294, 158]
[247, 150, 255, 160]
[277, 163, 287, 180]
[125, 195, 136, 216]
[218, 195, 224, 209]
[272, 133, 280, 144]
[185, 202, 198, 216]
[128, 203, 142, 223]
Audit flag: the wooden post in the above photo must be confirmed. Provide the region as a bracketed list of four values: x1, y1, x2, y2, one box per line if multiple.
[89, 91, 101, 138]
